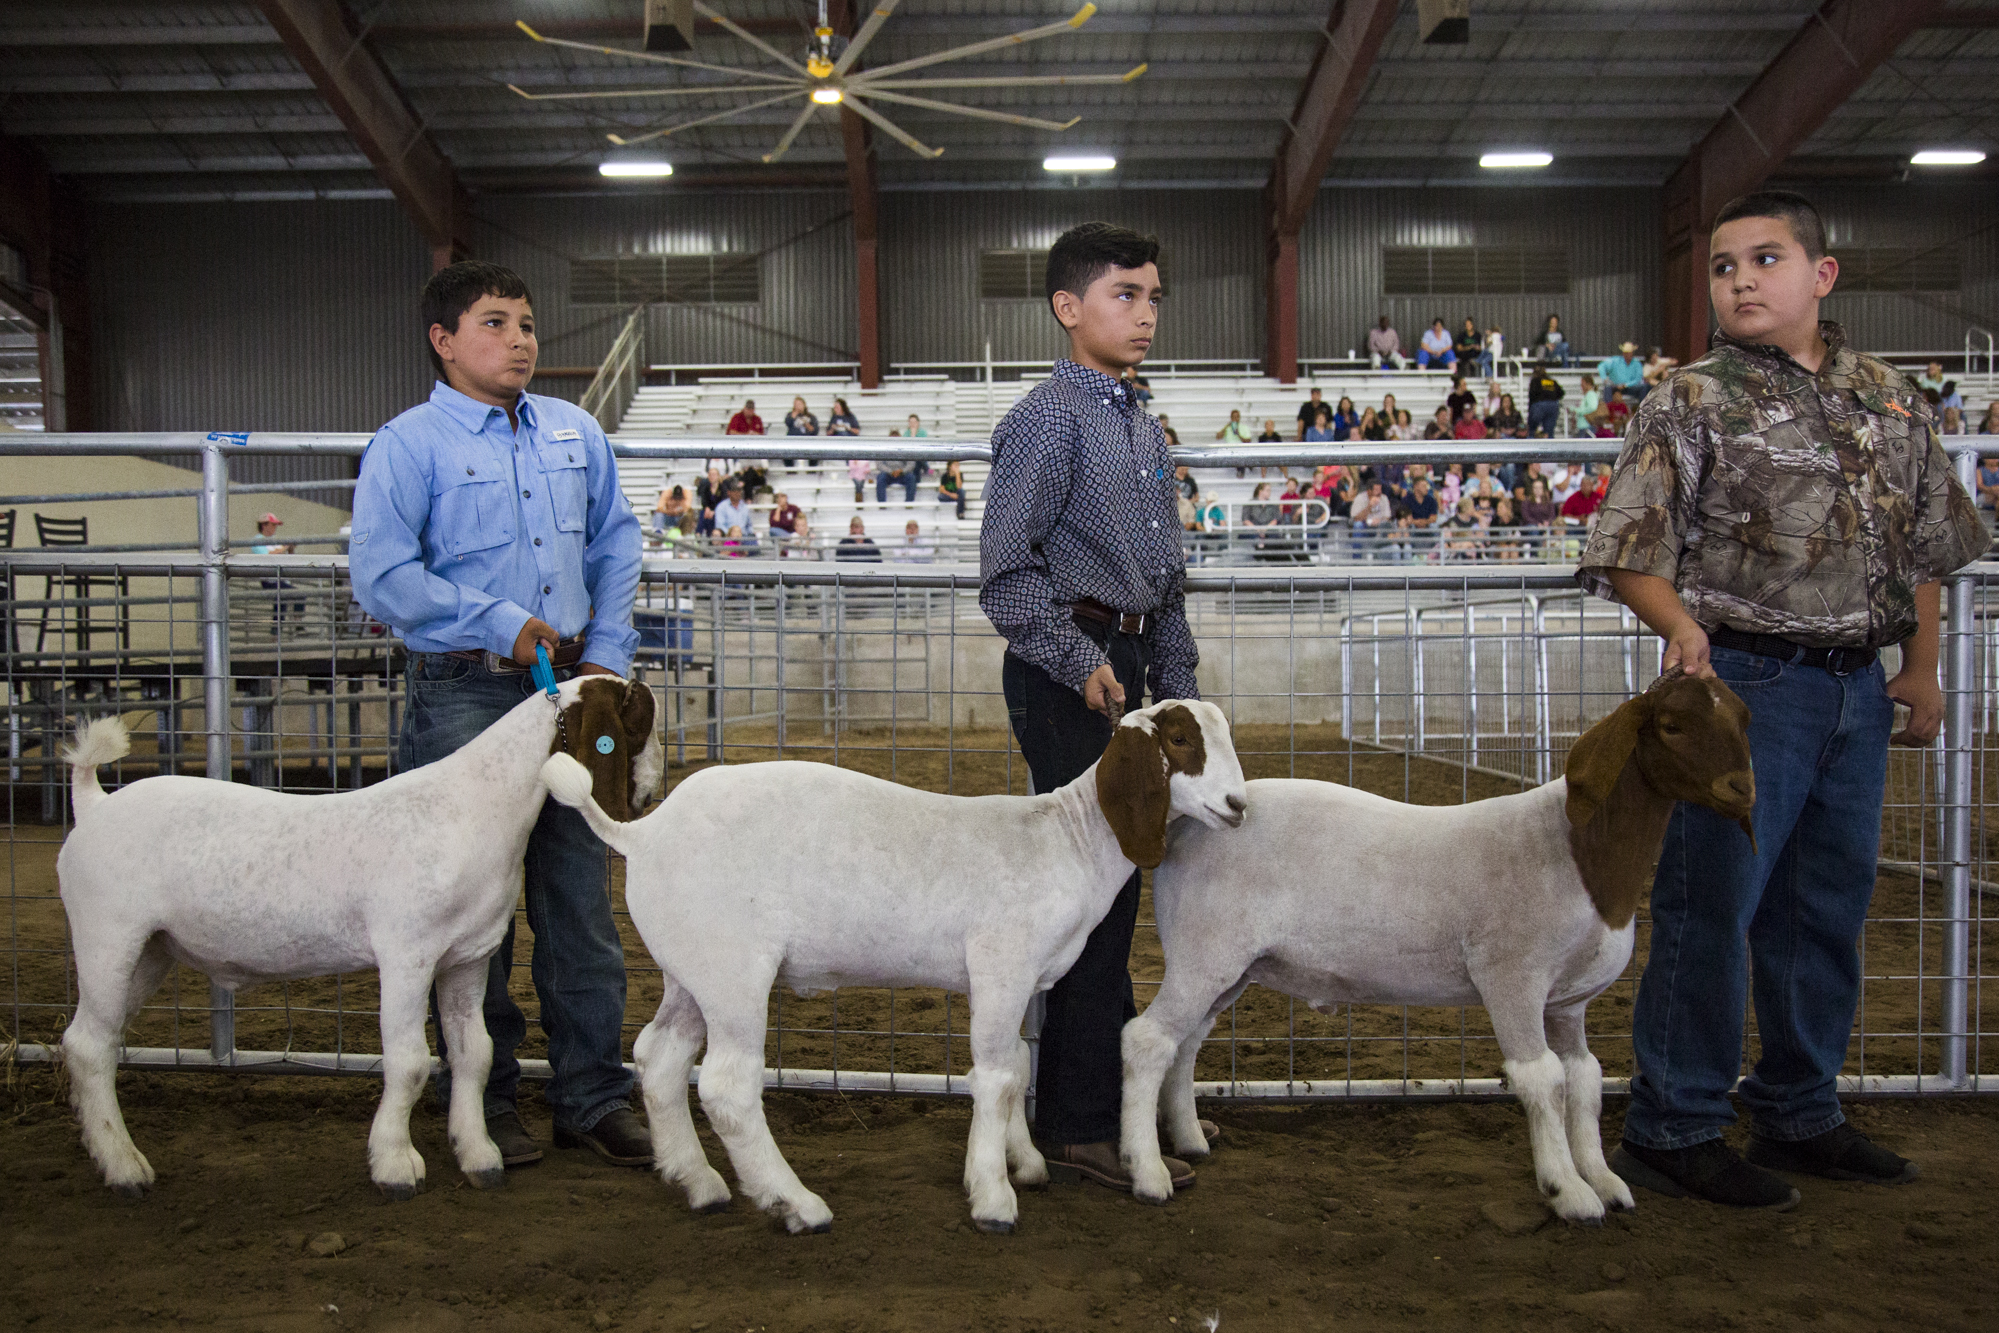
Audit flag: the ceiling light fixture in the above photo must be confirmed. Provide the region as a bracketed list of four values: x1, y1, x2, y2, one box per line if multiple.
[599, 161, 675, 177]
[811, 87, 843, 105]
[1911, 149, 1986, 166]
[1480, 151, 1552, 169]
[1044, 154, 1116, 172]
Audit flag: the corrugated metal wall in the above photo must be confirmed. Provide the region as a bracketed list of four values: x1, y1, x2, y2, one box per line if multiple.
[1812, 182, 1999, 357]
[1299, 187, 1665, 363]
[879, 190, 1262, 367]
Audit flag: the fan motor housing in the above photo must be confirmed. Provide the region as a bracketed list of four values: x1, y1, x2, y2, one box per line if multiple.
[645, 0, 696, 52]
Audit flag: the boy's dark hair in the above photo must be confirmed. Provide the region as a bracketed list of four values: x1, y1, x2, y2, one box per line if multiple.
[1712, 189, 1827, 260]
[422, 261, 532, 377]
[1045, 222, 1160, 318]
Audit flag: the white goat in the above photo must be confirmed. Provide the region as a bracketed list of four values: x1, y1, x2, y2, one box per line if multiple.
[1120, 674, 1755, 1224]
[539, 699, 1248, 1235]
[58, 675, 662, 1200]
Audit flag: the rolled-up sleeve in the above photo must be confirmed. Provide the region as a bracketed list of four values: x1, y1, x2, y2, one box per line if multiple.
[349, 426, 534, 654]
[580, 427, 641, 676]
[979, 410, 1109, 693]
[1577, 388, 1700, 603]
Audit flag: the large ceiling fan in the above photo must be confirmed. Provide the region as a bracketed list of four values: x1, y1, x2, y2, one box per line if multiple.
[510, 0, 1145, 162]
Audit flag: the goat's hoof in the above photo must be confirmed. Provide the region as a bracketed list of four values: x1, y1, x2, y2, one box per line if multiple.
[692, 1198, 732, 1216]
[785, 1218, 832, 1236]
[1132, 1189, 1173, 1207]
[377, 1182, 422, 1203]
[464, 1168, 505, 1191]
[972, 1217, 1015, 1235]
[108, 1180, 150, 1200]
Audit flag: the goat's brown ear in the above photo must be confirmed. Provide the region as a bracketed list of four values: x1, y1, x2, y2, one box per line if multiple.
[1097, 723, 1170, 868]
[620, 677, 655, 744]
[1564, 697, 1650, 830]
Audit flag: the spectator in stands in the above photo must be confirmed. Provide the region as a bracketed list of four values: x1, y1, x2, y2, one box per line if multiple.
[726, 399, 764, 435]
[1940, 379, 1964, 413]
[694, 466, 726, 535]
[1977, 457, 1999, 510]
[1176, 488, 1199, 534]
[1482, 379, 1505, 419]
[1489, 495, 1523, 560]
[713, 477, 755, 541]
[1390, 408, 1419, 441]
[1942, 406, 1964, 435]
[1482, 326, 1504, 378]
[1256, 418, 1284, 443]
[1303, 406, 1336, 442]
[1173, 465, 1199, 502]
[1521, 476, 1559, 534]
[1349, 479, 1393, 560]
[1359, 407, 1387, 442]
[1526, 362, 1565, 438]
[938, 460, 969, 517]
[827, 396, 860, 436]
[1215, 408, 1251, 443]
[1243, 482, 1280, 530]
[652, 484, 692, 537]
[1454, 317, 1484, 370]
[718, 524, 756, 558]
[1560, 464, 1608, 523]
[1162, 424, 1183, 448]
[906, 413, 928, 439]
[1597, 342, 1647, 402]
[1417, 317, 1455, 369]
[1129, 370, 1152, 407]
[1367, 315, 1407, 370]
[1331, 396, 1361, 440]
[1642, 346, 1678, 390]
[1402, 473, 1441, 554]
[1576, 373, 1601, 426]
[1295, 387, 1328, 440]
[784, 397, 819, 436]
[769, 491, 802, 540]
[1423, 405, 1451, 441]
[249, 513, 292, 555]
[1487, 393, 1525, 438]
[835, 516, 881, 561]
[1917, 360, 1945, 394]
[847, 457, 873, 502]
[1981, 403, 1999, 435]
[1451, 404, 1488, 441]
[1441, 497, 1484, 559]
[1532, 313, 1573, 367]
[1445, 375, 1477, 422]
[1279, 476, 1305, 524]
[1601, 387, 1634, 435]
[1547, 461, 1581, 506]
[1466, 464, 1506, 519]
[876, 457, 919, 504]
[895, 519, 936, 564]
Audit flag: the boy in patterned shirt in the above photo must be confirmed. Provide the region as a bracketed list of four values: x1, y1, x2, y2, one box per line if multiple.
[980, 222, 1206, 1195]
[1580, 191, 1986, 1210]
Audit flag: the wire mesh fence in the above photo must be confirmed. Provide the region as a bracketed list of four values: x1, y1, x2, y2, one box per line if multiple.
[3, 434, 1994, 1102]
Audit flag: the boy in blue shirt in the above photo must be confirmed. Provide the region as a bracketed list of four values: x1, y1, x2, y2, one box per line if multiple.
[351, 261, 647, 1171]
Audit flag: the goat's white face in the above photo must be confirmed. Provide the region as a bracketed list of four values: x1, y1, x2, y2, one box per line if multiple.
[1126, 699, 1248, 831]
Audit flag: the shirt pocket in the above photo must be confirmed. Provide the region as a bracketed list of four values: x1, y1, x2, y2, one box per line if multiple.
[1702, 397, 1836, 541]
[537, 441, 591, 533]
[430, 469, 513, 558]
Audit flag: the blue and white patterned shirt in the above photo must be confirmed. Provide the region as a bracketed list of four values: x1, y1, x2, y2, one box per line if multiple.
[350, 382, 640, 675]
[980, 359, 1199, 701]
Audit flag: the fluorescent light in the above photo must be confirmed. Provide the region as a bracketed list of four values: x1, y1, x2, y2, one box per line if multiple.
[599, 161, 673, 178]
[1043, 154, 1116, 172]
[811, 87, 843, 105]
[1911, 149, 1986, 166]
[1480, 151, 1553, 169]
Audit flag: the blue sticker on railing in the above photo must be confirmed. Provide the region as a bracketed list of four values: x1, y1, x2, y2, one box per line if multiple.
[206, 432, 251, 446]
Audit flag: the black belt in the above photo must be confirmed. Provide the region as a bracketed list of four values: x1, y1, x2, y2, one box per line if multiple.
[1708, 625, 1877, 675]
[1068, 599, 1147, 637]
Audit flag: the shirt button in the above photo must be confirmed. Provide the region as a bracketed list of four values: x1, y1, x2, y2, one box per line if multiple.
[522, 489, 532, 498]
[1151, 520, 1159, 528]
[466, 467, 475, 476]
[543, 585, 552, 595]
[534, 537, 542, 546]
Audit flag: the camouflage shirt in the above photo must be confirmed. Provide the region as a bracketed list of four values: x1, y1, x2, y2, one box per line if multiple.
[1578, 321, 1987, 647]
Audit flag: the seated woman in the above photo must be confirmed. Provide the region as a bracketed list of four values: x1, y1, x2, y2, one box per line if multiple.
[1303, 407, 1337, 442]
[1520, 477, 1559, 556]
[1440, 497, 1486, 561]
[1486, 393, 1525, 438]
[1330, 396, 1360, 440]
[1488, 495, 1523, 562]
[1358, 407, 1388, 442]
[783, 397, 819, 436]
[1532, 313, 1572, 367]
[827, 397, 860, 436]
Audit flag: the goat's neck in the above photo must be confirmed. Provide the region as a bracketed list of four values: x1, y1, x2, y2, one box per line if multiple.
[1058, 766, 1145, 887]
[436, 692, 561, 821]
[1566, 757, 1677, 930]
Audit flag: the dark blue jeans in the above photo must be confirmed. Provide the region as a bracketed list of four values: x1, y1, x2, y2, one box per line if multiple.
[1528, 400, 1561, 438]
[399, 653, 634, 1132]
[1623, 645, 1893, 1150]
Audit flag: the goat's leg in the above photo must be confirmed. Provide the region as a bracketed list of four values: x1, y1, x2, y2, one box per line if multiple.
[1003, 1036, 1047, 1190]
[368, 966, 434, 1200]
[633, 975, 730, 1213]
[1484, 984, 1601, 1224]
[1122, 969, 1242, 1203]
[692, 977, 831, 1234]
[65, 931, 172, 1196]
[1161, 980, 1248, 1160]
[434, 957, 504, 1189]
[962, 986, 1032, 1233]
[1545, 1002, 1633, 1213]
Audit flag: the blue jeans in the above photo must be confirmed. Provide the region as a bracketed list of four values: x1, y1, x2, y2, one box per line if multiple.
[400, 653, 634, 1131]
[1528, 400, 1561, 437]
[877, 472, 917, 503]
[1623, 645, 1893, 1150]
[1416, 349, 1455, 369]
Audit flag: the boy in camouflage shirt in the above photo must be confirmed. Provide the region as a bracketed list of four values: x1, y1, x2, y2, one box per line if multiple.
[1580, 191, 1987, 1210]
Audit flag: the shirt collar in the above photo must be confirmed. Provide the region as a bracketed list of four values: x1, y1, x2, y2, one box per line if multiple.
[1710, 320, 1848, 378]
[429, 380, 536, 434]
[1052, 357, 1134, 404]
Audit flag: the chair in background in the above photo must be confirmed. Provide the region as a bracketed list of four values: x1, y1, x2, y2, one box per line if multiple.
[33, 514, 130, 654]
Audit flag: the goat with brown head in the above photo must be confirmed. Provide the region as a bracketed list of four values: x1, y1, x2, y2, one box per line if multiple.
[1563, 669, 1756, 928]
[552, 676, 663, 820]
[1096, 701, 1247, 869]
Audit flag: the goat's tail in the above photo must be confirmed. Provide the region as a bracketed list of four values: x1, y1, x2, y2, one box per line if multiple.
[539, 753, 636, 855]
[65, 716, 132, 820]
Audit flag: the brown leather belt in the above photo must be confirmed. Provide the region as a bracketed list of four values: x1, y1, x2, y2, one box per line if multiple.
[1068, 598, 1147, 637]
[446, 635, 586, 674]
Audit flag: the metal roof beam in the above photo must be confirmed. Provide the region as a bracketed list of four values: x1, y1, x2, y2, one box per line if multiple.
[1660, 0, 1945, 362]
[835, 0, 882, 389]
[253, 0, 470, 267]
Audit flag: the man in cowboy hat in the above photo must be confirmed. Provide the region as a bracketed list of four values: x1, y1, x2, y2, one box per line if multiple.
[1597, 340, 1648, 404]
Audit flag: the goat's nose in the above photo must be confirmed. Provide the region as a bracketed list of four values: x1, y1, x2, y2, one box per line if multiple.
[1226, 794, 1247, 814]
[1717, 770, 1755, 804]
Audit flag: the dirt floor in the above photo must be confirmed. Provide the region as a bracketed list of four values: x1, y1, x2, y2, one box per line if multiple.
[2, 1065, 1996, 1333]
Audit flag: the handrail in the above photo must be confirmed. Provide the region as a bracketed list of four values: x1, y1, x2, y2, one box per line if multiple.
[1969, 327, 1996, 379]
[579, 304, 647, 434]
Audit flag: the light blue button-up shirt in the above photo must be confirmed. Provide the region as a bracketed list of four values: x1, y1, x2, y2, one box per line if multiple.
[350, 383, 640, 675]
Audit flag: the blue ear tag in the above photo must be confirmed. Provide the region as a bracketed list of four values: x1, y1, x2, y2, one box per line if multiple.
[531, 642, 559, 700]
[595, 735, 616, 754]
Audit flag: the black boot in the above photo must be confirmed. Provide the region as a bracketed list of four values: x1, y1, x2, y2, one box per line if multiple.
[1747, 1122, 1918, 1184]
[1610, 1138, 1800, 1209]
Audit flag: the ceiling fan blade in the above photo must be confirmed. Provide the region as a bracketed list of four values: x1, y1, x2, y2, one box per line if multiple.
[832, 0, 903, 77]
[514, 21, 799, 85]
[761, 100, 822, 164]
[606, 89, 807, 147]
[694, 2, 813, 77]
[509, 83, 792, 102]
[855, 3, 1100, 82]
[842, 95, 944, 159]
[858, 65, 1146, 91]
[855, 88, 1079, 131]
